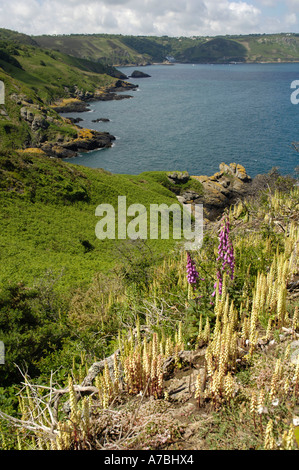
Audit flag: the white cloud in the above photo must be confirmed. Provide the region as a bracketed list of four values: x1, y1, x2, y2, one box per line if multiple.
[284, 12, 297, 26]
[201, 1, 261, 34]
[0, 0, 298, 37]
[256, 0, 276, 6]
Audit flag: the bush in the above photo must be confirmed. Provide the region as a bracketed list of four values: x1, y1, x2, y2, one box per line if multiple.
[0, 282, 69, 386]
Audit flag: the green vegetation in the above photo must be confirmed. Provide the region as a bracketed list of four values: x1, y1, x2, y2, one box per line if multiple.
[0, 154, 298, 450]
[0, 40, 118, 105]
[28, 31, 299, 65]
[0, 152, 181, 293]
[0, 29, 132, 153]
[176, 37, 247, 63]
[139, 170, 204, 195]
[0, 28, 298, 451]
[34, 33, 150, 66]
[236, 33, 299, 62]
[0, 150, 189, 391]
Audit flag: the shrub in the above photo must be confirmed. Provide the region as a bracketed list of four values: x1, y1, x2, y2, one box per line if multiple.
[0, 282, 69, 386]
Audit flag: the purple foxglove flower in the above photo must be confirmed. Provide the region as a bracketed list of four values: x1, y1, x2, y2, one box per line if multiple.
[186, 251, 199, 286]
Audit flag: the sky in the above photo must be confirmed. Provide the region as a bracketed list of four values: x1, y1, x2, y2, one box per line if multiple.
[0, 0, 299, 37]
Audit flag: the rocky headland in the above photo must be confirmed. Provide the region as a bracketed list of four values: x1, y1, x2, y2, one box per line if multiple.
[168, 162, 252, 222]
[13, 79, 139, 159]
[91, 118, 110, 123]
[15, 95, 115, 158]
[52, 80, 138, 114]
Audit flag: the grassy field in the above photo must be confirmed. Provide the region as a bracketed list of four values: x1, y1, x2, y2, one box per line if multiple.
[0, 152, 184, 293]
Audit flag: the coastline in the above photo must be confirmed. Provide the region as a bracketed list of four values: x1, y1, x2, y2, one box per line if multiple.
[36, 80, 138, 159]
[51, 80, 138, 113]
[113, 59, 299, 67]
[41, 63, 299, 175]
[38, 76, 259, 223]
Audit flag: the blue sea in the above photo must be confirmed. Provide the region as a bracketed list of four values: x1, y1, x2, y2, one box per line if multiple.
[63, 63, 299, 178]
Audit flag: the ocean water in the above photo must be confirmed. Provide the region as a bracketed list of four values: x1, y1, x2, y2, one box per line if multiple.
[63, 63, 299, 178]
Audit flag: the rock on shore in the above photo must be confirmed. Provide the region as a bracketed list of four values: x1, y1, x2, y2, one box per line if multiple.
[175, 162, 252, 221]
[51, 100, 91, 113]
[16, 84, 127, 157]
[51, 80, 138, 113]
[129, 70, 151, 78]
[40, 129, 115, 159]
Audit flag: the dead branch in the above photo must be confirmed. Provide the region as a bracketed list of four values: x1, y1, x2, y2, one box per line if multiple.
[80, 350, 120, 388]
[0, 409, 56, 440]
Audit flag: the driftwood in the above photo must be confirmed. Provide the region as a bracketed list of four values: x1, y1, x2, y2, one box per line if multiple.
[81, 350, 120, 387]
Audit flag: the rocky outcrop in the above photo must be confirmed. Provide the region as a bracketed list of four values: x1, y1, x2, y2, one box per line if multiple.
[18, 97, 115, 158]
[68, 117, 84, 124]
[52, 100, 91, 113]
[167, 171, 190, 185]
[91, 118, 110, 123]
[94, 92, 133, 102]
[40, 130, 115, 159]
[31, 115, 49, 132]
[51, 80, 138, 112]
[107, 80, 138, 93]
[20, 107, 35, 123]
[20, 105, 51, 135]
[92, 80, 137, 102]
[175, 163, 252, 222]
[130, 70, 151, 78]
[10, 93, 34, 105]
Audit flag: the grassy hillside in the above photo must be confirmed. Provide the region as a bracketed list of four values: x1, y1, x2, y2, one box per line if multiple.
[34, 33, 151, 66]
[0, 151, 182, 293]
[0, 149, 202, 392]
[2, 29, 299, 69]
[0, 41, 119, 104]
[0, 28, 39, 47]
[237, 33, 299, 62]
[0, 35, 131, 153]
[175, 37, 248, 63]
[31, 32, 299, 65]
